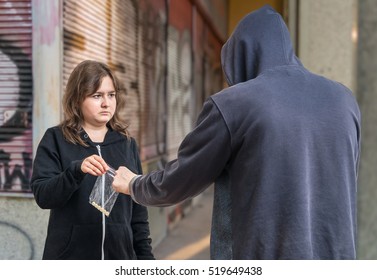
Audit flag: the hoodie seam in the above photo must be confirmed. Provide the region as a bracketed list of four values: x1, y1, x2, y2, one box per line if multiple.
[255, 65, 304, 80]
[274, 14, 289, 65]
[209, 97, 233, 150]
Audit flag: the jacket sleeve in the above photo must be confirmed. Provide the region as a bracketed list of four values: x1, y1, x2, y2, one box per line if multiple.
[30, 128, 86, 209]
[129, 138, 155, 259]
[131, 98, 232, 206]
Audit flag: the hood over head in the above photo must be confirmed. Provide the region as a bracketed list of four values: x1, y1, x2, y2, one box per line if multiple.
[221, 5, 302, 86]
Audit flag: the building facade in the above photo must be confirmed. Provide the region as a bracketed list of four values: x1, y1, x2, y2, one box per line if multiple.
[1, 0, 377, 260]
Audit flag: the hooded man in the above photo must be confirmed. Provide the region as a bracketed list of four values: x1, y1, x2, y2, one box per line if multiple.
[113, 5, 361, 259]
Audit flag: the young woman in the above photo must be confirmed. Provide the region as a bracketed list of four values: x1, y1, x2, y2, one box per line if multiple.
[31, 60, 154, 260]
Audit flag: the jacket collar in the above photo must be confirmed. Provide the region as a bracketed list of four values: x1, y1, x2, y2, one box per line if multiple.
[79, 126, 124, 146]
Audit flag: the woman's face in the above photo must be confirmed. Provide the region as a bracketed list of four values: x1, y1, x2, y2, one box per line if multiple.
[81, 76, 117, 129]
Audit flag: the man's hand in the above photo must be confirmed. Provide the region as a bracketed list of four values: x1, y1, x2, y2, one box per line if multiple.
[112, 166, 137, 195]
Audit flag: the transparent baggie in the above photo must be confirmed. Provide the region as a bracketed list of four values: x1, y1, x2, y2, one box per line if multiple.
[89, 167, 118, 217]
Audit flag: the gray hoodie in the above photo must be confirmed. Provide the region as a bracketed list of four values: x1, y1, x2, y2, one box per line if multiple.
[131, 5, 361, 259]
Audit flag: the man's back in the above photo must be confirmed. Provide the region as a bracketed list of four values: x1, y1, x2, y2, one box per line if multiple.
[211, 64, 360, 259]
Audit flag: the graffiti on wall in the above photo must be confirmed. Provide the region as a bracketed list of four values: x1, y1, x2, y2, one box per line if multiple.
[0, 35, 33, 193]
[167, 28, 192, 151]
[0, 221, 34, 259]
[139, 1, 167, 160]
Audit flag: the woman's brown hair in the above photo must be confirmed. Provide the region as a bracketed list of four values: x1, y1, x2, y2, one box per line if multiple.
[60, 60, 129, 146]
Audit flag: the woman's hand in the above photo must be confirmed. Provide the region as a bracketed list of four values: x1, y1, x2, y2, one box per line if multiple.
[81, 154, 109, 176]
[112, 166, 137, 195]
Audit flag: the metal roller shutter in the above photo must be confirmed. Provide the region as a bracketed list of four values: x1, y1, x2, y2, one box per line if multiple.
[0, 0, 33, 194]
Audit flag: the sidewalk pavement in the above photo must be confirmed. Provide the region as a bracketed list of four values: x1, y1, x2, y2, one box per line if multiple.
[152, 187, 213, 260]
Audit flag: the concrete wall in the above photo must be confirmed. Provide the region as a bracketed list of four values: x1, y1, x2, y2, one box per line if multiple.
[0, 196, 48, 259]
[356, 0, 377, 260]
[298, 0, 357, 92]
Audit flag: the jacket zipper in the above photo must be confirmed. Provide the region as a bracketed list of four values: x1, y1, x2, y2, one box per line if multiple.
[96, 145, 106, 260]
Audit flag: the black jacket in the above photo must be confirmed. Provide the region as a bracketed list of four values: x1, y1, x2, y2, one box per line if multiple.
[130, 5, 361, 259]
[31, 126, 154, 260]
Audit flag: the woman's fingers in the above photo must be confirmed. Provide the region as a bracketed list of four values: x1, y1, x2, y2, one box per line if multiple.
[81, 155, 109, 175]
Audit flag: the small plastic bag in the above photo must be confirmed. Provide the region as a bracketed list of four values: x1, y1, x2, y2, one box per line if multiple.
[89, 167, 118, 217]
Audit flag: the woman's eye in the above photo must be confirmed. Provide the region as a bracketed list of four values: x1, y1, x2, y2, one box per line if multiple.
[109, 93, 116, 98]
[92, 94, 101, 99]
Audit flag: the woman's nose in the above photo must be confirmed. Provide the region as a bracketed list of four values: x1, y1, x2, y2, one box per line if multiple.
[101, 96, 109, 107]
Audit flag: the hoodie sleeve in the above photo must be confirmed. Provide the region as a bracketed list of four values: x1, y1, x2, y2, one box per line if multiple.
[129, 138, 155, 259]
[131, 98, 232, 206]
[30, 128, 86, 209]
